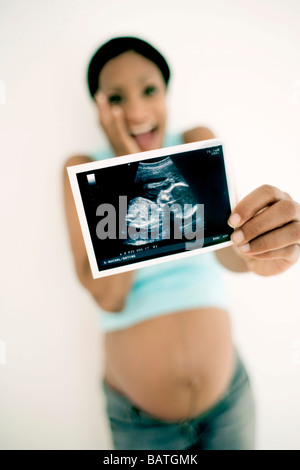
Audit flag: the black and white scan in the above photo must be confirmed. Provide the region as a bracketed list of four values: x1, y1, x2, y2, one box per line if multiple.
[76, 145, 233, 272]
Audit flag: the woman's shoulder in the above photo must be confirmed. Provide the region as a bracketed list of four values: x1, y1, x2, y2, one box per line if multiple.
[163, 127, 215, 147]
[63, 155, 93, 167]
[62, 155, 93, 181]
[63, 147, 112, 172]
[183, 126, 216, 144]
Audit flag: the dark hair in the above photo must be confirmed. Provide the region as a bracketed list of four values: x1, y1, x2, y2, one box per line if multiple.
[87, 36, 171, 99]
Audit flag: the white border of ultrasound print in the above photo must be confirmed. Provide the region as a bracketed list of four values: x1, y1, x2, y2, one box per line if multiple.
[67, 138, 236, 279]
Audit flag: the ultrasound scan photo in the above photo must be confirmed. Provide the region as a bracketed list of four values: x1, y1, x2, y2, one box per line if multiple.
[70, 142, 234, 277]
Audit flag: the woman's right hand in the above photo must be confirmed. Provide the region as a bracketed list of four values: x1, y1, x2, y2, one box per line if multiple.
[95, 92, 141, 157]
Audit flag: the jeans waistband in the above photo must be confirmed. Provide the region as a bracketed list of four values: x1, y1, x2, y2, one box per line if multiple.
[102, 347, 248, 426]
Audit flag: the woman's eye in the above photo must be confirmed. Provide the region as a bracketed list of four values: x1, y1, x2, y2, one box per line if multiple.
[108, 94, 122, 104]
[144, 86, 157, 96]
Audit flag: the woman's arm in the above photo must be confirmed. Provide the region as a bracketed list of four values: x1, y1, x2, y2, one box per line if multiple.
[63, 93, 145, 311]
[62, 94, 146, 311]
[214, 246, 249, 273]
[63, 155, 136, 312]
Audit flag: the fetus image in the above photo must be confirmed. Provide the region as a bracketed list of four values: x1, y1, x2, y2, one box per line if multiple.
[120, 156, 204, 245]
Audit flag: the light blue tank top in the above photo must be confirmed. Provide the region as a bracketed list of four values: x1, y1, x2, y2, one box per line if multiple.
[91, 133, 230, 331]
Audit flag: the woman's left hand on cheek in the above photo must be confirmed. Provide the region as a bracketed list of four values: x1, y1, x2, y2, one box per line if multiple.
[228, 184, 300, 276]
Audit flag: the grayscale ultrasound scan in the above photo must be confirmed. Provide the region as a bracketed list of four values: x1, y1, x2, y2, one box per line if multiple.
[120, 156, 204, 245]
[68, 140, 235, 278]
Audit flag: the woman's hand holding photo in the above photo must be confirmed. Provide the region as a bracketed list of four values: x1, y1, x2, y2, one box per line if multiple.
[229, 184, 300, 276]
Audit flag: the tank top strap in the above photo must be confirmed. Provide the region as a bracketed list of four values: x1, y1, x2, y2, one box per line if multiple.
[163, 132, 184, 148]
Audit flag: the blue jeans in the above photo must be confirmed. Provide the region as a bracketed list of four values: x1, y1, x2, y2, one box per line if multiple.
[102, 349, 256, 450]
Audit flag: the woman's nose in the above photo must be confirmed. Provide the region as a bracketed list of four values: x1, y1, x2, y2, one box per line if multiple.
[123, 98, 149, 124]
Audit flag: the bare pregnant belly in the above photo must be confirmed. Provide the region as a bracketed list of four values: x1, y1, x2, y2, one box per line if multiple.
[104, 307, 235, 421]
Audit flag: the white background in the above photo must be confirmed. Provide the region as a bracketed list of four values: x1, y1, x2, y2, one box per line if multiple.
[0, 0, 299, 450]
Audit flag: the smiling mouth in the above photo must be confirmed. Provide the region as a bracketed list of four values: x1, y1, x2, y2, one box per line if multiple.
[130, 126, 159, 150]
[130, 125, 157, 137]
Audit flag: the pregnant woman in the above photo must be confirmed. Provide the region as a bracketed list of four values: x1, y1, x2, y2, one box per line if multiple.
[63, 37, 300, 450]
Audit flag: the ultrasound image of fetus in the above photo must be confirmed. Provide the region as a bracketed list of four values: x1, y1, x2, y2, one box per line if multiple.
[120, 157, 204, 245]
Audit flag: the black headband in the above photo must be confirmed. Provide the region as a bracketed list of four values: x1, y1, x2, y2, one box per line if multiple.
[87, 36, 171, 99]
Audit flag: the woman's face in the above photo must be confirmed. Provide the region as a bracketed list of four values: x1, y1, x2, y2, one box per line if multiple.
[98, 50, 168, 151]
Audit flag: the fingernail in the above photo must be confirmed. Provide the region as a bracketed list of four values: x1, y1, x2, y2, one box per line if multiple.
[231, 230, 244, 244]
[228, 213, 241, 228]
[238, 243, 250, 253]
